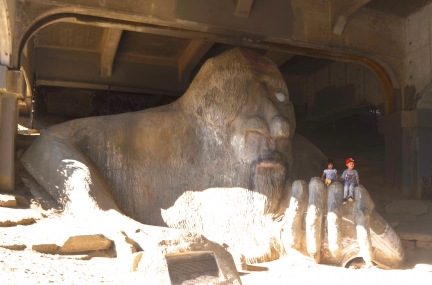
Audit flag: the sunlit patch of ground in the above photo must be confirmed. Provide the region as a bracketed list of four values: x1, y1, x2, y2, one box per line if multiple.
[240, 257, 432, 285]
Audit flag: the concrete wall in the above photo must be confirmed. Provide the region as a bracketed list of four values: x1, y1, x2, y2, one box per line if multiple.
[417, 82, 432, 109]
[0, 0, 14, 66]
[285, 61, 384, 120]
[379, 110, 432, 197]
[404, 4, 432, 109]
[377, 3, 432, 197]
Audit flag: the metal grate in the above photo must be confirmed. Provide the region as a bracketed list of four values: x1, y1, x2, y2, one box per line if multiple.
[166, 252, 220, 285]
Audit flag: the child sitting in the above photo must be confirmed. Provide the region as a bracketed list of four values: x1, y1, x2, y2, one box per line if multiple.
[322, 159, 338, 185]
[340, 157, 360, 204]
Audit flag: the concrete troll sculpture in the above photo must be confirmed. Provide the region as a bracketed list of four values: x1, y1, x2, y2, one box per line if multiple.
[21, 48, 403, 276]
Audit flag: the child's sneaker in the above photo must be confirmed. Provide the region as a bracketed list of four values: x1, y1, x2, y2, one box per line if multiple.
[343, 198, 347, 204]
[348, 196, 354, 202]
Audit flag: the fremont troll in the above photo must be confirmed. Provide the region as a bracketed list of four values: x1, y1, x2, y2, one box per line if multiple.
[21, 48, 404, 270]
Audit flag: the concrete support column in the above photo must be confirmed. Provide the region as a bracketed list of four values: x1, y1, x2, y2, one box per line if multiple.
[379, 110, 432, 198]
[0, 93, 17, 191]
[0, 66, 25, 191]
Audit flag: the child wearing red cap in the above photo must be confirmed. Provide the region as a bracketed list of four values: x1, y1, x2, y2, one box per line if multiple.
[340, 158, 360, 204]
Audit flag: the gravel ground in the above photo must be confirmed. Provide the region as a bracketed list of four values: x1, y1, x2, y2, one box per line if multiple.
[0, 246, 142, 284]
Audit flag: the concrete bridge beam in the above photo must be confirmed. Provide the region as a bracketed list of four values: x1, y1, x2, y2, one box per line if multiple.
[0, 66, 24, 191]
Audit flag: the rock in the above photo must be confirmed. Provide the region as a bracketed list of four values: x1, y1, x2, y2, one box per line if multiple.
[0, 194, 17, 207]
[0, 193, 30, 207]
[125, 236, 138, 253]
[87, 250, 116, 258]
[0, 244, 27, 250]
[389, 222, 399, 228]
[32, 244, 58, 254]
[14, 195, 30, 207]
[114, 234, 138, 257]
[58, 234, 113, 254]
[417, 241, 432, 250]
[131, 252, 143, 272]
[0, 207, 41, 227]
[386, 200, 428, 216]
[118, 240, 136, 257]
[396, 231, 432, 242]
[58, 254, 92, 260]
[0, 217, 36, 227]
[228, 251, 247, 272]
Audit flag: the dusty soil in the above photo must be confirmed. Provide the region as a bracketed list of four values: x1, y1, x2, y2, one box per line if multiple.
[1, 113, 432, 284]
[0, 240, 431, 285]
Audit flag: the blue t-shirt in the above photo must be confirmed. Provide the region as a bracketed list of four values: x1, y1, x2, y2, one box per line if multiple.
[323, 169, 337, 180]
[342, 169, 359, 184]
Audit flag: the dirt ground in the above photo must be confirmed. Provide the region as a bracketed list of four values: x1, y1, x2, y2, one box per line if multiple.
[1, 113, 432, 284]
[1, 234, 431, 285]
[1, 245, 431, 285]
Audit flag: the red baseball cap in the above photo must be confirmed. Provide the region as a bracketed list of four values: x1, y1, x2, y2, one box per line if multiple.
[346, 158, 355, 164]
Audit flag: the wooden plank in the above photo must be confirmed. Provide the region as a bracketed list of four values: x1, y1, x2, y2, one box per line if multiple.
[264, 51, 295, 67]
[178, 40, 213, 82]
[117, 53, 178, 67]
[235, 0, 254, 18]
[100, 28, 123, 77]
[332, 0, 371, 35]
[36, 79, 182, 96]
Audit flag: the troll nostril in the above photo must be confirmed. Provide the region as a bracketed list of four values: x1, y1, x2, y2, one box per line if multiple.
[271, 117, 291, 139]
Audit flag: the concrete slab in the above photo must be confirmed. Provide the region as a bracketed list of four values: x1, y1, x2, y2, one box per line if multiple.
[58, 234, 113, 254]
[0, 244, 26, 250]
[32, 244, 59, 254]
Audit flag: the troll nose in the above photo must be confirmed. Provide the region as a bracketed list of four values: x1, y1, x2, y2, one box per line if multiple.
[270, 116, 291, 139]
[259, 97, 292, 139]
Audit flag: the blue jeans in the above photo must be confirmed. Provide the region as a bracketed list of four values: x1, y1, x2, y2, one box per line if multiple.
[344, 182, 356, 199]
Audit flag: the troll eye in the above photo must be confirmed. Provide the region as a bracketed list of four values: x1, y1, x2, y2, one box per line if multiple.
[275, 92, 286, 102]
